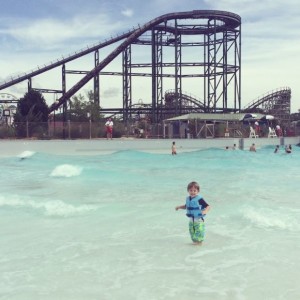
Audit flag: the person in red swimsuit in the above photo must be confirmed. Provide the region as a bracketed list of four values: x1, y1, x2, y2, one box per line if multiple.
[105, 118, 113, 139]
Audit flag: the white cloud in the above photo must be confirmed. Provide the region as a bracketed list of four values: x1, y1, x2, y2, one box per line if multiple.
[0, 13, 124, 51]
[121, 9, 134, 17]
[102, 87, 120, 98]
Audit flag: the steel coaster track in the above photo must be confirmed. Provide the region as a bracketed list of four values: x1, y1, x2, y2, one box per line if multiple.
[45, 10, 240, 113]
[0, 31, 134, 91]
[164, 90, 205, 111]
[0, 10, 241, 116]
[243, 87, 291, 110]
[243, 87, 291, 123]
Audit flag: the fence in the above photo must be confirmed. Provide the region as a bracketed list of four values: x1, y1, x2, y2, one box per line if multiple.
[0, 120, 299, 139]
[0, 120, 166, 139]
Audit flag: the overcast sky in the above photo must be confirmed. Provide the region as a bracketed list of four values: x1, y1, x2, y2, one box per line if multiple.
[0, 0, 299, 112]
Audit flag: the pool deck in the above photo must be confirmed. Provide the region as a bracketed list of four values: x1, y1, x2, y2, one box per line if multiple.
[1, 136, 299, 156]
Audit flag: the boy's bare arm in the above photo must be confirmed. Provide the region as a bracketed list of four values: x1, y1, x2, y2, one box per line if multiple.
[175, 205, 186, 211]
[202, 205, 210, 215]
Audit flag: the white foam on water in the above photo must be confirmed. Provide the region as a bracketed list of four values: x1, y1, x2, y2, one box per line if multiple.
[17, 150, 36, 159]
[242, 206, 299, 231]
[0, 195, 96, 217]
[50, 164, 82, 177]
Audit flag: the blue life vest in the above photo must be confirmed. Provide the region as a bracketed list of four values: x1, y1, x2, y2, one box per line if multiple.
[186, 195, 204, 219]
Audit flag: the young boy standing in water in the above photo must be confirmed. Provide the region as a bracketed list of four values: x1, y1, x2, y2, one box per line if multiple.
[175, 181, 210, 245]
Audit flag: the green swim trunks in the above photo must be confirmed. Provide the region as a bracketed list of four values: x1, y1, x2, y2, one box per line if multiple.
[189, 220, 205, 243]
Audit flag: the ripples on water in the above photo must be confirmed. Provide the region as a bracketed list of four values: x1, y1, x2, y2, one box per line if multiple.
[0, 146, 299, 299]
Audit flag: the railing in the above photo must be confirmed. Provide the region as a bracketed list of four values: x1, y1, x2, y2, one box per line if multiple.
[0, 29, 135, 90]
[0, 121, 167, 140]
[1, 121, 299, 140]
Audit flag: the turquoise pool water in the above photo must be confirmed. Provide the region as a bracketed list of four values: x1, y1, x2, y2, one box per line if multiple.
[0, 146, 299, 300]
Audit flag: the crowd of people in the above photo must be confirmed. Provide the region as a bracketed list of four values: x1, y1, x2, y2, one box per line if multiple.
[253, 122, 284, 137]
[104, 117, 295, 156]
[171, 141, 295, 154]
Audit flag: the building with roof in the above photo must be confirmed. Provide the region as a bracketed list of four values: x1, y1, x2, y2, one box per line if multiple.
[163, 112, 268, 138]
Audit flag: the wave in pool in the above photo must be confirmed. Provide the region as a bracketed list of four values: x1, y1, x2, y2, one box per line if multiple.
[0, 195, 96, 217]
[0, 147, 299, 300]
[242, 205, 299, 231]
[17, 150, 36, 159]
[50, 164, 82, 177]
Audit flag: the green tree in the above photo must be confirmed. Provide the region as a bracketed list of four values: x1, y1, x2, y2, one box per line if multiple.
[68, 91, 103, 122]
[14, 90, 49, 137]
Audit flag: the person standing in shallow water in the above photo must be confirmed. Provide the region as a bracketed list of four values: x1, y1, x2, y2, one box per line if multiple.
[249, 143, 256, 152]
[171, 141, 177, 155]
[175, 181, 210, 245]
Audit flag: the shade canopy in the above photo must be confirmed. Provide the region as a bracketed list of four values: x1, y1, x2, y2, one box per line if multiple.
[164, 112, 265, 123]
[260, 115, 275, 120]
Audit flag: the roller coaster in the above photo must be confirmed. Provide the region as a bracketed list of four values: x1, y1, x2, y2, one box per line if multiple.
[107, 90, 206, 120]
[0, 10, 292, 125]
[243, 87, 291, 124]
[0, 10, 242, 123]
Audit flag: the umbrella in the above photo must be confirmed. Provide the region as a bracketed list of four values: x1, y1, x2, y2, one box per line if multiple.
[243, 113, 257, 119]
[244, 113, 258, 119]
[240, 113, 258, 122]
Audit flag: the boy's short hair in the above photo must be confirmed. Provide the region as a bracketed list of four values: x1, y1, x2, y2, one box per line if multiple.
[187, 181, 200, 191]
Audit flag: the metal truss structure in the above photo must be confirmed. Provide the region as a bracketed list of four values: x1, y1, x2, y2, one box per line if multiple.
[163, 90, 205, 117]
[243, 87, 291, 125]
[0, 92, 18, 104]
[0, 10, 241, 123]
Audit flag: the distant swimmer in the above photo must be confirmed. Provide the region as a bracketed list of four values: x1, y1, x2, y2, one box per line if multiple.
[175, 181, 210, 245]
[225, 144, 236, 150]
[171, 141, 177, 155]
[249, 143, 256, 152]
